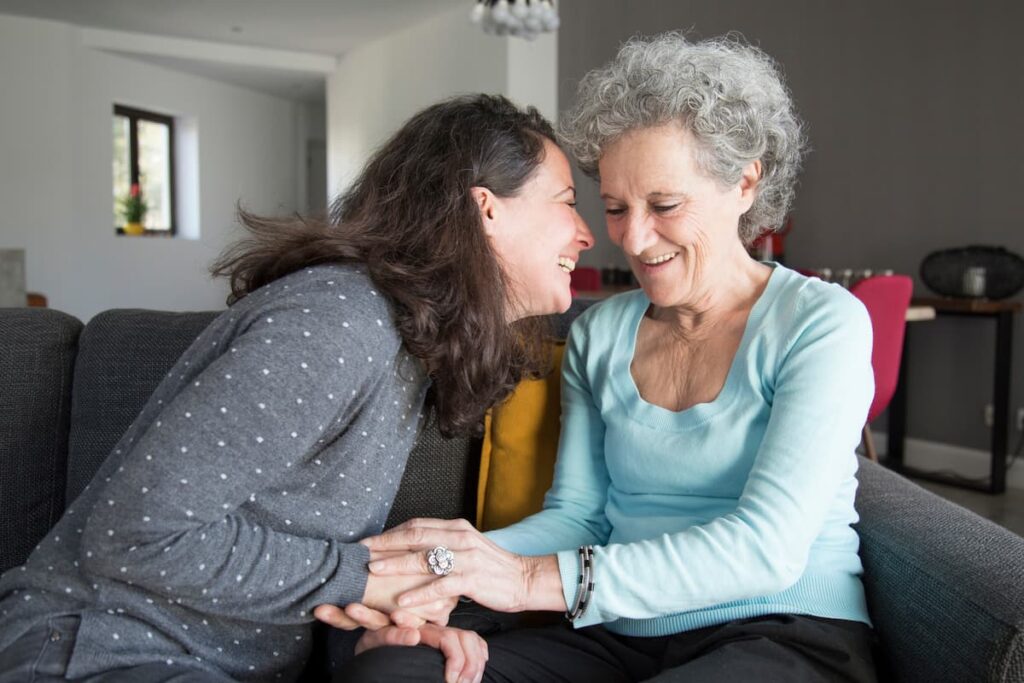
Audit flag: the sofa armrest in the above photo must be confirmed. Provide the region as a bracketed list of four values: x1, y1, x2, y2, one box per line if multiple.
[0, 308, 82, 573]
[855, 457, 1024, 682]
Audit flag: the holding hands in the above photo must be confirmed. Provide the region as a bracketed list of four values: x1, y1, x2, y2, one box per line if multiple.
[314, 518, 566, 682]
[362, 518, 563, 614]
[356, 551, 458, 625]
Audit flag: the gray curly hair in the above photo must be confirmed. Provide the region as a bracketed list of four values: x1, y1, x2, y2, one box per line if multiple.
[559, 32, 807, 244]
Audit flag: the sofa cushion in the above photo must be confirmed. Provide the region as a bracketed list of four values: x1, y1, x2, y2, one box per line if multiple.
[854, 458, 1024, 682]
[477, 342, 564, 531]
[385, 427, 481, 529]
[66, 309, 218, 505]
[0, 308, 81, 572]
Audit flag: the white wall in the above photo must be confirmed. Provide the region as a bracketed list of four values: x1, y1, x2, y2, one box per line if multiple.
[0, 7, 560, 321]
[327, 6, 558, 195]
[0, 16, 77, 307]
[0, 13, 303, 321]
[295, 101, 328, 214]
[507, 32, 558, 123]
[327, 6, 505, 194]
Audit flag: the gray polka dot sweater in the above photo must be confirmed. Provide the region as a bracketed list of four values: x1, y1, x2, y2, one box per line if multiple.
[0, 264, 429, 681]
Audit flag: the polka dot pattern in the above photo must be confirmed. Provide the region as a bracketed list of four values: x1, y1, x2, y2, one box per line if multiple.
[0, 264, 429, 681]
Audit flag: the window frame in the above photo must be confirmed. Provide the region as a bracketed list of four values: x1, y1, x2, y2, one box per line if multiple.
[113, 104, 177, 236]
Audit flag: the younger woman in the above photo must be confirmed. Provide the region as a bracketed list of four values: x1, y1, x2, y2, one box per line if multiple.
[0, 94, 593, 683]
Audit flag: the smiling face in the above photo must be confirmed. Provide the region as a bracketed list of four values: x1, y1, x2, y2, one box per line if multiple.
[478, 138, 594, 320]
[598, 124, 760, 309]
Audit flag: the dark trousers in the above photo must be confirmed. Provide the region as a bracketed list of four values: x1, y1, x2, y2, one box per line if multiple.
[0, 616, 235, 683]
[334, 608, 877, 683]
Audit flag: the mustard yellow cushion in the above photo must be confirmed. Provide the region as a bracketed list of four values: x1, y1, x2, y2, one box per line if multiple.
[477, 342, 565, 531]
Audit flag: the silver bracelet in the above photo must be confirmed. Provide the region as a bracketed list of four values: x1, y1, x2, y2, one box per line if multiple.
[565, 545, 594, 622]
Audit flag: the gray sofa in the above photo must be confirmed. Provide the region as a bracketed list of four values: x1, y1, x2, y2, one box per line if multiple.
[1, 305, 1023, 682]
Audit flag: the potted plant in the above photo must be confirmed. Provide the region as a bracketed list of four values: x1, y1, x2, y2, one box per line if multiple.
[119, 183, 148, 235]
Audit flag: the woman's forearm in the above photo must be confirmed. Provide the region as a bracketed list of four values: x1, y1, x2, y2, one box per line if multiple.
[523, 554, 568, 612]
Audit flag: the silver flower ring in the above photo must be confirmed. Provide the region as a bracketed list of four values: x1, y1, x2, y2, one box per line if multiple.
[426, 546, 455, 576]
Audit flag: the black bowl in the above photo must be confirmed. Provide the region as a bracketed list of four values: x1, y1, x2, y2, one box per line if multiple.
[920, 245, 1024, 300]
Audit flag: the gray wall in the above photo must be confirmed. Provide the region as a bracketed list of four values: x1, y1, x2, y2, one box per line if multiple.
[558, 0, 1023, 452]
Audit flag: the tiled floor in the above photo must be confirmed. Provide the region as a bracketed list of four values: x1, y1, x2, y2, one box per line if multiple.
[914, 477, 1024, 536]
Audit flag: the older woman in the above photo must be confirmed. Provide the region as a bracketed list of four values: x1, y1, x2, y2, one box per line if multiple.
[327, 34, 877, 682]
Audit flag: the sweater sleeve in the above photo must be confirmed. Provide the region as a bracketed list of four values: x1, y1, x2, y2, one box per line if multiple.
[485, 321, 613, 557]
[80, 296, 378, 624]
[568, 292, 874, 627]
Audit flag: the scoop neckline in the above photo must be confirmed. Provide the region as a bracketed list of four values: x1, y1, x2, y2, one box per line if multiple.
[611, 264, 781, 430]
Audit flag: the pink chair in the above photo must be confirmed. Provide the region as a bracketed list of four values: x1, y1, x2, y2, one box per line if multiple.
[849, 275, 914, 461]
[570, 266, 602, 293]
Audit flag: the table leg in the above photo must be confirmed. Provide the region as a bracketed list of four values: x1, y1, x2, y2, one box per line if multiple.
[886, 328, 909, 468]
[990, 311, 1014, 494]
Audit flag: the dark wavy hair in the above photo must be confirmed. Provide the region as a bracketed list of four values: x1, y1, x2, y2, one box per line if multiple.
[211, 94, 556, 436]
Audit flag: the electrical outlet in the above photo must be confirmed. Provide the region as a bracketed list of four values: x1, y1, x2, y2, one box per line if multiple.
[984, 404, 994, 428]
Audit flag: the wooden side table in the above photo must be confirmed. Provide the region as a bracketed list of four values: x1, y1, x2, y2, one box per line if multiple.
[886, 297, 1022, 493]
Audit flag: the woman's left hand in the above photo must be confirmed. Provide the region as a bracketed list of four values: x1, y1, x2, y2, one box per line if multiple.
[313, 602, 424, 632]
[362, 518, 565, 614]
[314, 603, 488, 683]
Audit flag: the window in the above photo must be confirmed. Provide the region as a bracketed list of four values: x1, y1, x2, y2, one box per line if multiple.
[112, 105, 176, 235]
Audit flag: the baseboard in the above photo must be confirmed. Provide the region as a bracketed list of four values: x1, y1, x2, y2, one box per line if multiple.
[868, 430, 1024, 491]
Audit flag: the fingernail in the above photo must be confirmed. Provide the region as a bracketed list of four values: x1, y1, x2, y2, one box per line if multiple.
[398, 595, 411, 607]
[368, 561, 383, 572]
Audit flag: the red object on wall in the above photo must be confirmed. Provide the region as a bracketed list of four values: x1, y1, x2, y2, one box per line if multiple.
[570, 266, 602, 292]
[750, 217, 793, 263]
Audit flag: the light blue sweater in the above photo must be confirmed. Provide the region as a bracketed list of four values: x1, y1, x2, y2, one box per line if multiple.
[487, 265, 874, 636]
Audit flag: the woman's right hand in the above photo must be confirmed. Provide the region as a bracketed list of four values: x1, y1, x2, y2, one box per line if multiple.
[317, 603, 488, 683]
[363, 518, 566, 614]
[360, 570, 457, 626]
[416, 624, 489, 683]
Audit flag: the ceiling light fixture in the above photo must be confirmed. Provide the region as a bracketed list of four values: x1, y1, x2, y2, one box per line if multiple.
[469, 0, 560, 40]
